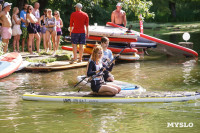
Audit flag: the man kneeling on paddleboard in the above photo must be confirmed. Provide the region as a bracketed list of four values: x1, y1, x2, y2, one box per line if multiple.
[87, 46, 121, 95]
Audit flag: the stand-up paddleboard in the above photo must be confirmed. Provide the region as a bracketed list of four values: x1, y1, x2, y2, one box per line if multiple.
[61, 46, 93, 54]
[88, 35, 137, 43]
[77, 75, 146, 92]
[86, 41, 157, 48]
[106, 22, 198, 57]
[86, 44, 138, 54]
[89, 25, 140, 39]
[24, 61, 88, 72]
[22, 91, 200, 103]
[16, 61, 31, 71]
[65, 36, 156, 49]
[117, 54, 140, 61]
[0, 52, 22, 79]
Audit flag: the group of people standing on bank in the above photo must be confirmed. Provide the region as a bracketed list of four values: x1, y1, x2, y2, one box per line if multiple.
[0, 2, 63, 55]
[0, 1, 127, 96]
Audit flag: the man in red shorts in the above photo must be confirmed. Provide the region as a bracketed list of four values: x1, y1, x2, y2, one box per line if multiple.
[69, 3, 89, 64]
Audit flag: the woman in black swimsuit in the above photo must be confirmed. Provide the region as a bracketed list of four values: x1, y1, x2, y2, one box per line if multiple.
[87, 46, 121, 95]
[26, 5, 40, 54]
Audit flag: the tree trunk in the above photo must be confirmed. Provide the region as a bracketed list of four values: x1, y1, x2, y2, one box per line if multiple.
[169, 1, 176, 19]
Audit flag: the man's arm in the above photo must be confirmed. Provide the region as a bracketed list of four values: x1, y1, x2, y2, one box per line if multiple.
[123, 12, 127, 27]
[20, 11, 26, 23]
[111, 11, 115, 23]
[85, 14, 89, 38]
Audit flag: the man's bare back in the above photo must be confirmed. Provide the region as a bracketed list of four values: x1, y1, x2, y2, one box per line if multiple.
[0, 11, 12, 27]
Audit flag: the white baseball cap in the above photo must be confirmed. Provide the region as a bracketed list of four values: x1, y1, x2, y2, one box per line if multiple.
[74, 3, 82, 9]
[116, 2, 122, 7]
[3, 2, 12, 8]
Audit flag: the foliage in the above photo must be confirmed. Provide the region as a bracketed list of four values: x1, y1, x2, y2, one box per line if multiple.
[121, 0, 155, 20]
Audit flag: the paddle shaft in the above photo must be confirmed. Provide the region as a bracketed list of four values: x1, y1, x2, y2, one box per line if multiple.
[74, 76, 87, 88]
[76, 47, 126, 92]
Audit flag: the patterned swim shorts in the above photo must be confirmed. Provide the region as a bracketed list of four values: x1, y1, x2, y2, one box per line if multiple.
[71, 33, 86, 44]
[21, 27, 28, 39]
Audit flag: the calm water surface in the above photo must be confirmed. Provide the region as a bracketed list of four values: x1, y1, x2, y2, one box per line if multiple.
[0, 33, 200, 132]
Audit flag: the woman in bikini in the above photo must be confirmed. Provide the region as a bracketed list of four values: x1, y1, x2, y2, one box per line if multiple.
[45, 9, 57, 56]
[54, 10, 63, 51]
[12, 7, 22, 52]
[26, 5, 40, 54]
[39, 9, 48, 52]
[87, 46, 121, 96]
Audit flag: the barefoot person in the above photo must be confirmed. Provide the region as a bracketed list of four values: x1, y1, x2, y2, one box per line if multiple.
[12, 7, 22, 52]
[70, 3, 89, 63]
[0, 2, 12, 53]
[87, 46, 121, 96]
[26, 5, 40, 54]
[54, 10, 63, 50]
[111, 2, 127, 27]
[33, 2, 41, 51]
[40, 9, 48, 52]
[20, 3, 28, 52]
[45, 9, 57, 56]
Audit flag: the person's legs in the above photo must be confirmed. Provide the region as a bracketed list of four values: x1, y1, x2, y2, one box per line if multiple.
[21, 38, 25, 52]
[28, 34, 34, 54]
[78, 44, 83, 62]
[42, 33, 46, 51]
[2, 39, 9, 53]
[72, 44, 77, 60]
[13, 36, 17, 52]
[21, 27, 28, 52]
[106, 83, 121, 93]
[16, 35, 20, 52]
[46, 31, 51, 52]
[34, 33, 40, 53]
[51, 31, 57, 54]
[97, 85, 118, 96]
[56, 35, 60, 50]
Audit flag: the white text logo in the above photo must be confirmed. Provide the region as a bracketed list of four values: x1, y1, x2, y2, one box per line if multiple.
[167, 122, 193, 128]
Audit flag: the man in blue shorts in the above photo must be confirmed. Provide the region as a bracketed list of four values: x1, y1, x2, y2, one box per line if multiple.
[69, 3, 89, 64]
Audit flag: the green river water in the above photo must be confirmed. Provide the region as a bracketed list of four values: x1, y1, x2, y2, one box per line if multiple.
[0, 32, 200, 133]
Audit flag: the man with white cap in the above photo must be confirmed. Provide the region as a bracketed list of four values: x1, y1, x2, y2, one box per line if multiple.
[69, 3, 89, 64]
[111, 2, 127, 27]
[0, 2, 12, 53]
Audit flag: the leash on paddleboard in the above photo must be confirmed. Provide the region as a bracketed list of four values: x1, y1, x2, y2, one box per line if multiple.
[76, 47, 126, 92]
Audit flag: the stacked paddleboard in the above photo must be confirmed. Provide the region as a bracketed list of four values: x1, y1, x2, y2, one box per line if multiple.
[106, 22, 198, 57]
[0, 52, 22, 78]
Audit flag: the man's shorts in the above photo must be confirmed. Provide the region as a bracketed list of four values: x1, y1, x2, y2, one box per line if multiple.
[21, 27, 28, 39]
[71, 33, 86, 44]
[1, 27, 12, 39]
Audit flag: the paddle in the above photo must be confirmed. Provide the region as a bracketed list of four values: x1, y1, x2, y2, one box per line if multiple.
[76, 47, 126, 92]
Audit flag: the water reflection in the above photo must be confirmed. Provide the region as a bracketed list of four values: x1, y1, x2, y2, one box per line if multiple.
[182, 59, 197, 85]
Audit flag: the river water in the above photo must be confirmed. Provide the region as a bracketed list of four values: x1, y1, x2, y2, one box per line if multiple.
[0, 32, 200, 132]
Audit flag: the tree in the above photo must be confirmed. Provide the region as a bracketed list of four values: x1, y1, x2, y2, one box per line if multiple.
[121, 0, 155, 21]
